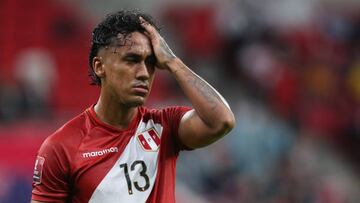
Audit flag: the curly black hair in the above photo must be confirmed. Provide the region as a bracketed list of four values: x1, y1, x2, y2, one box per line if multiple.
[88, 10, 160, 86]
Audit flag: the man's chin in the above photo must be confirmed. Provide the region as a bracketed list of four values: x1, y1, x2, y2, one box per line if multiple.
[127, 97, 146, 107]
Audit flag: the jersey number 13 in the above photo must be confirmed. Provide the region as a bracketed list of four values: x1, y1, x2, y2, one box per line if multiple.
[120, 160, 150, 195]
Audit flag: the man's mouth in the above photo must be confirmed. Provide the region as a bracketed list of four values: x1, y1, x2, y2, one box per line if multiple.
[132, 84, 149, 95]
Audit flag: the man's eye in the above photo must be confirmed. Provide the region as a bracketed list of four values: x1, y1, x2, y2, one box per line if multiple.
[125, 57, 139, 63]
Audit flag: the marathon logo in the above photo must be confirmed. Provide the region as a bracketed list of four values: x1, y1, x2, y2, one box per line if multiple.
[82, 147, 118, 158]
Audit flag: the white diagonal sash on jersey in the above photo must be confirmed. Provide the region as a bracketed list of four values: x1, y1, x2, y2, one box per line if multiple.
[88, 119, 163, 203]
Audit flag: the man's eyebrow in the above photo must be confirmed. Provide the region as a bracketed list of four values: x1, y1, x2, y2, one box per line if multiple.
[122, 51, 154, 58]
[122, 52, 142, 58]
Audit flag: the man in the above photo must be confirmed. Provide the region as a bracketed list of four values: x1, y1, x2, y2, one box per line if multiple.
[31, 10, 235, 203]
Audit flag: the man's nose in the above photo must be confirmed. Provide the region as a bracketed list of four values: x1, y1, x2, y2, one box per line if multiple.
[136, 62, 150, 80]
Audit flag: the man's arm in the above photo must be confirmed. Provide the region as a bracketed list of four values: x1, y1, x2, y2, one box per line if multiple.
[169, 59, 235, 148]
[140, 18, 235, 148]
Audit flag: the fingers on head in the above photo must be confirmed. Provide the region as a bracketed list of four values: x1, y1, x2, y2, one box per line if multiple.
[139, 16, 148, 24]
[139, 17, 157, 37]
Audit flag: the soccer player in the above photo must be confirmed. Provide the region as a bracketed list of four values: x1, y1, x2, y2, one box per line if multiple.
[31, 10, 235, 203]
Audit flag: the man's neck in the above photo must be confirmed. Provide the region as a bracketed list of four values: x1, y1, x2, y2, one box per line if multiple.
[94, 99, 138, 130]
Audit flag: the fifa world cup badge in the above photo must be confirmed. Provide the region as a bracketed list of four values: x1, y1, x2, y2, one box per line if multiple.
[33, 156, 45, 185]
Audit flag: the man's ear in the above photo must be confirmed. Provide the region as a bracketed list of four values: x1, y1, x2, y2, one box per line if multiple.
[93, 56, 105, 78]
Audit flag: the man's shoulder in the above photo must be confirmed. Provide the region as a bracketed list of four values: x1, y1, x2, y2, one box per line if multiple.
[44, 110, 89, 146]
[140, 105, 192, 122]
[141, 105, 191, 114]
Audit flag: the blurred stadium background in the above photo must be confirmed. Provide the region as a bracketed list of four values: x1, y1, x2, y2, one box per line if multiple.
[0, 0, 360, 202]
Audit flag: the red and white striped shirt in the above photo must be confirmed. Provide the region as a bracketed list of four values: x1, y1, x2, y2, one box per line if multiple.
[31, 105, 191, 203]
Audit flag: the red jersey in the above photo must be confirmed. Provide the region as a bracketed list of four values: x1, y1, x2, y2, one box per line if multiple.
[31, 105, 191, 203]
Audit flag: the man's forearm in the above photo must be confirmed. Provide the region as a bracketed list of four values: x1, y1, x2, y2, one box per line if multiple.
[167, 58, 234, 132]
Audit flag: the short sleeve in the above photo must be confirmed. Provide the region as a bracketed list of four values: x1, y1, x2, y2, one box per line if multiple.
[31, 138, 70, 202]
[163, 106, 192, 151]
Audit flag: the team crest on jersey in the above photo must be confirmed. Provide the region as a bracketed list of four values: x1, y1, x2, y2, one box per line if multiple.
[33, 156, 45, 185]
[137, 128, 161, 151]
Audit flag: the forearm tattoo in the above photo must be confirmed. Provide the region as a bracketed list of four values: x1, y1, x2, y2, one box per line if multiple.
[185, 71, 220, 111]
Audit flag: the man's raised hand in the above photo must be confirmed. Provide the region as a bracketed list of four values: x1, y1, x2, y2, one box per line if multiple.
[140, 17, 176, 70]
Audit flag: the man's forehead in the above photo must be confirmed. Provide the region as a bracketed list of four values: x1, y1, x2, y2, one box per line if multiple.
[112, 32, 150, 48]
